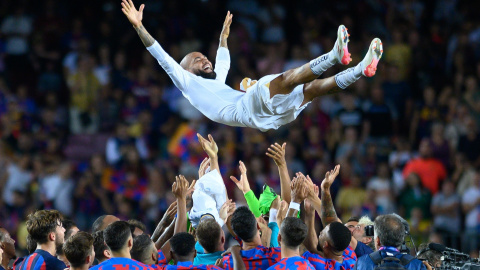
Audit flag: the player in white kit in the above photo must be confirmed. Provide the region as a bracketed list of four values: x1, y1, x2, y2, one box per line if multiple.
[121, 0, 383, 132]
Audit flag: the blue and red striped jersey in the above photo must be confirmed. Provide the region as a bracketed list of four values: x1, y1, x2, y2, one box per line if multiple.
[266, 257, 316, 270]
[158, 249, 168, 265]
[90, 257, 163, 270]
[302, 246, 357, 270]
[13, 250, 66, 270]
[222, 246, 281, 270]
[165, 261, 223, 270]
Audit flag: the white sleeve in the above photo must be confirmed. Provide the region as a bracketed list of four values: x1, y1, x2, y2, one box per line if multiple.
[214, 47, 231, 83]
[147, 41, 191, 91]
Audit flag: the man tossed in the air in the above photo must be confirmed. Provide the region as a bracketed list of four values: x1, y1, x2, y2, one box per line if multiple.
[121, 0, 383, 132]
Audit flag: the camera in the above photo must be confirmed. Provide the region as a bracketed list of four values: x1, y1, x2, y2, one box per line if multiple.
[365, 225, 374, 237]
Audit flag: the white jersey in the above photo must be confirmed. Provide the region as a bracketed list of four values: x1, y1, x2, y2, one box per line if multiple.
[147, 41, 309, 131]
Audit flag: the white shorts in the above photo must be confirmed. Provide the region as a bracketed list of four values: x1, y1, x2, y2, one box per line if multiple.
[239, 73, 311, 132]
[189, 169, 227, 228]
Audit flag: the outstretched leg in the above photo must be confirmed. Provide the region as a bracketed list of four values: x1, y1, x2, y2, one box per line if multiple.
[269, 25, 352, 98]
[301, 38, 383, 106]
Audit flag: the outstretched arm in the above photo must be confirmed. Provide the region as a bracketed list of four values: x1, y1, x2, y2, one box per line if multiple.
[320, 165, 342, 227]
[303, 199, 320, 254]
[266, 143, 291, 203]
[215, 11, 233, 83]
[121, 0, 154, 47]
[121, 0, 191, 90]
[219, 11, 233, 49]
[172, 175, 190, 234]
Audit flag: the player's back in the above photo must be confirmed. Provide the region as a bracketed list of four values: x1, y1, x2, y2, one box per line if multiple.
[13, 250, 66, 270]
[302, 246, 357, 270]
[90, 257, 155, 270]
[165, 261, 222, 270]
[266, 257, 315, 270]
[222, 246, 281, 270]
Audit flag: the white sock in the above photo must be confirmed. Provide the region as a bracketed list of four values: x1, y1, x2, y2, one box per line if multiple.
[309, 50, 336, 76]
[334, 64, 363, 89]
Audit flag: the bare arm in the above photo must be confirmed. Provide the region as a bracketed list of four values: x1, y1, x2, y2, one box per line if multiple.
[287, 175, 308, 217]
[121, 0, 154, 47]
[155, 217, 175, 250]
[320, 165, 342, 227]
[303, 199, 320, 254]
[172, 175, 189, 234]
[151, 201, 177, 242]
[267, 143, 291, 203]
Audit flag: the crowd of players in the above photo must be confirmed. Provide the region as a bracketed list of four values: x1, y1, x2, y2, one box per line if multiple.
[0, 135, 440, 270]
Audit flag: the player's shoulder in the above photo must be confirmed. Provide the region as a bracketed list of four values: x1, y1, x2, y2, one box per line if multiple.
[343, 245, 357, 260]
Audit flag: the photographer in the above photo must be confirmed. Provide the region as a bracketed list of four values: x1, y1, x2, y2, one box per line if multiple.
[355, 214, 426, 270]
[345, 216, 375, 257]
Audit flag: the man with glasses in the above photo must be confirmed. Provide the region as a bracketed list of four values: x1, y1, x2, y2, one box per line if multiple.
[14, 210, 66, 270]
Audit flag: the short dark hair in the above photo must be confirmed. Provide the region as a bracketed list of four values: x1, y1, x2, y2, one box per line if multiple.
[231, 207, 257, 242]
[63, 232, 94, 268]
[281, 217, 308, 248]
[328, 222, 352, 252]
[92, 215, 107, 233]
[170, 233, 196, 257]
[417, 243, 443, 267]
[26, 210, 62, 244]
[347, 217, 359, 223]
[103, 221, 132, 252]
[93, 230, 109, 262]
[196, 219, 222, 253]
[62, 219, 77, 239]
[26, 234, 36, 254]
[128, 219, 147, 234]
[131, 234, 154, 264]
[374, 214, 406, 248]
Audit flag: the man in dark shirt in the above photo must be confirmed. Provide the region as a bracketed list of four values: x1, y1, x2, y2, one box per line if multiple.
[14, 210, 66, 270]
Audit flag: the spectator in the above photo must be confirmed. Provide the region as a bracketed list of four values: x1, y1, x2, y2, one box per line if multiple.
[402, 139, 447, 194]
[399, 173, 432, 221]
[462, 171, 480, 256]
[431, 180, 461, 248]
[105, 122, 149, 166]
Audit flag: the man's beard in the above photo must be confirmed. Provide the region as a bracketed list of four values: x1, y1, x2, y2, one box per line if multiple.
[55, 234, 64, 253]
[317, 242, 323, 252]
[195, 70, 217, 79]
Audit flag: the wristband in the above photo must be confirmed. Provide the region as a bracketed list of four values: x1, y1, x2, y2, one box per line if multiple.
[289, 202, 300, 212]
[269, 209, 278, 224]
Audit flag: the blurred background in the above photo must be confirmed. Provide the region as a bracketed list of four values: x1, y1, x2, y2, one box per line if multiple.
[1, 0, 480, 258]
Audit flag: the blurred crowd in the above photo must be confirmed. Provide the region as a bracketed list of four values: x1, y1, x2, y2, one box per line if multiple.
[1, 0, 480, 257]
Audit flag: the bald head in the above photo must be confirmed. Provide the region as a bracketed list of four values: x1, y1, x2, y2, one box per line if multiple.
[92, 215, 120, 233]
[179, 52, 216, 79]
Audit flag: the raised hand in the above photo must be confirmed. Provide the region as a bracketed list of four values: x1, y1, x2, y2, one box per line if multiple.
[172, 175, 189, 199]
[270, 195, 281, 210]
[230, 161, 251, 194]
[121, 0, 144, 28]
[291, 175, 308, 203]
[221, 11, 233, 39]
[160, 201, 177, 226]
[198, 157, 210, 178]
[321, 165, 340, 191]
[219, 199, 235, 222]
[266, 142, 287, 168]
[197, 133, 218, 158]
[304, 199, 315, 217]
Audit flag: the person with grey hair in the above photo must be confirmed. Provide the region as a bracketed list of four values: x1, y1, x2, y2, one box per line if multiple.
[354, 214, 426, 270]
